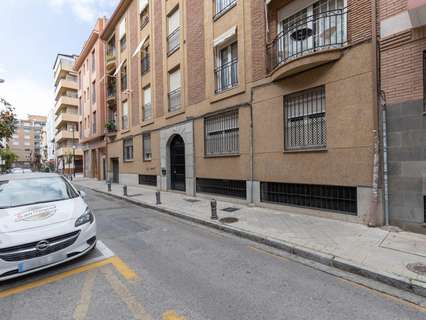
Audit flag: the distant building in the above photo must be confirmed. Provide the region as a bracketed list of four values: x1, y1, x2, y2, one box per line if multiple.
[53, 53, 83, 174]
[46, 107, 56, 162]
[9, 115, 47, 169]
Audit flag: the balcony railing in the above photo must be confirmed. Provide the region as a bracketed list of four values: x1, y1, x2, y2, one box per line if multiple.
[141, 54, 150, 75]
[106, 47, 117, 63]
[168, 89, 181, 113]
[215, 59, 238, 93]
[214, 0, 237, 19]
[267, 8, 347, 73]
[140, 14, 149, 30]
[107, 86, 116, 99]
[143, 103, 152, 121]
[167, 27, 180, 55]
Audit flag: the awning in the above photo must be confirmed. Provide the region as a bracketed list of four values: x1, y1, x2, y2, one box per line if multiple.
[213, 26, 237, 47]
[408, 0, 426, 27]
[113, 59, 126, 76]
[132, 35, 148, 58]
[139, 0, 148, 13]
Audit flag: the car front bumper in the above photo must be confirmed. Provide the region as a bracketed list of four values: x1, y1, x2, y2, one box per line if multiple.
[0, 220, 96, 281]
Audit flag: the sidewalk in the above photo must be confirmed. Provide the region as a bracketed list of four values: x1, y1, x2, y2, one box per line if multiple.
[75, 177, 426, 297]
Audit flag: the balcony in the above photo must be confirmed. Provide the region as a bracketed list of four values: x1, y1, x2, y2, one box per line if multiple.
[106, 47, 117, 72]
[55, 129, 79, 143]
[54, 78, 78, 101]
[215, 59, 238, 94]
[55, 113, 79, 128]
[167, 28, 180, 55]
[143, 103, 152, 121]
[141, 54, 150, 76]
[267, 8, 347, 81]
[168, 89, 181, 113]
[55, 95, 78, 115]
[106, 84, 117, 103]
[56, 147, 83, 158]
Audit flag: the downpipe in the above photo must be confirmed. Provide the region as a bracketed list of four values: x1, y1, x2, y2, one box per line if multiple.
[381, 91, 390, 225]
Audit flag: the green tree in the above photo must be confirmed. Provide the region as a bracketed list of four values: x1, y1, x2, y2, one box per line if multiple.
[0, 100, 17, 142]
[0, 147, 18, 171]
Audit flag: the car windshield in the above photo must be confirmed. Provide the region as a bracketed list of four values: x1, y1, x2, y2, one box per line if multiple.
[0, 177, 79, 209]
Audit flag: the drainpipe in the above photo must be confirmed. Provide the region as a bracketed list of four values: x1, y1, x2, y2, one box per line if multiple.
[381, 91, 390, 225]
[249, 88, 255, 205]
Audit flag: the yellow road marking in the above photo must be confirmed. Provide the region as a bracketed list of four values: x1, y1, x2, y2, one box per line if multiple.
[101, 267, 151, 320]
[162, 310, 186, 320]
[73, 270, 97, 320]
[0, 256, 137, 299]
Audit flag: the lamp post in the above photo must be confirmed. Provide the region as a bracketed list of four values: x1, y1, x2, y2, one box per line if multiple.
[70, 127, 76, 177]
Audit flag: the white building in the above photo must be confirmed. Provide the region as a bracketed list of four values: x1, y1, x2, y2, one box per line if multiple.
[46, 107, 56, 162]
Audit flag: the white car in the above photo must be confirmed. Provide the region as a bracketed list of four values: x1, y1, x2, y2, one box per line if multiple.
[0, 173, 96, 280]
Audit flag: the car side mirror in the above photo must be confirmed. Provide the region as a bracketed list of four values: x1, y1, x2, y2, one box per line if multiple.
[79, 190, 86, 199]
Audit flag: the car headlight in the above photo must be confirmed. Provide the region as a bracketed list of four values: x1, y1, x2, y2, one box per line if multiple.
[75, 207, 94, 227]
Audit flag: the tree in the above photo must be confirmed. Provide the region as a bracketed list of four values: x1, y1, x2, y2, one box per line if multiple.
[0, 100, 17, 143]
[0, 147, 18, 171]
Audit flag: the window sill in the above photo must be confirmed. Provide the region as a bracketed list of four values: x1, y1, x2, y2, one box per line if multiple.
[123, 159, 134, 163]
[204, 153, 240, 159]
[143, 159, 152, 162]
[213, 2, 237, 21]
[284, 148, 327, 154]
[120, 129, 130, 135]
[165, 109, 184, 119]
[141, 119, 154, 127]
[167, 46, 180, 57]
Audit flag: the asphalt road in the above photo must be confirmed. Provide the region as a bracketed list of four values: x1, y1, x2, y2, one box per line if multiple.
[1, 188, 426, 320]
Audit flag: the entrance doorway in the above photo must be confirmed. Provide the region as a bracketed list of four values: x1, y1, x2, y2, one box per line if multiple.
[111, 158, 119, 183]
[170, 135, 185, 191]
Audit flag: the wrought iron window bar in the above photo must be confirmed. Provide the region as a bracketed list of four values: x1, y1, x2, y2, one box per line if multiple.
[215, 58, 238, 93]
[167, 27, 180, 55]
[196, 178, 246, 199]
[168, 88, 181, 113]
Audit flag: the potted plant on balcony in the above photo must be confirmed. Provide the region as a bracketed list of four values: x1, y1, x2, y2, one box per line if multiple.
[105, 120, 116, 133]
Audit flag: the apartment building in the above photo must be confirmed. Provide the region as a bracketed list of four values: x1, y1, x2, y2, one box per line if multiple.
[9, 115, 47, 169]
[53, 54, 83, 174]
[99, 0, 381, 224]
[379, 0, 426, 231]
[74, 18, 107, 180]
[46, 107, 56, 162]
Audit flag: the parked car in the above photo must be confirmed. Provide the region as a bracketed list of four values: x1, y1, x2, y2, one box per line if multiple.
[22, 169, 32, 173]
[0, 173, 96, 280]
[11, 168, 23, 174]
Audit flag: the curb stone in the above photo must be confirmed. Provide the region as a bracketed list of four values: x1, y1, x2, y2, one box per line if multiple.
[80, 184, 426, 299]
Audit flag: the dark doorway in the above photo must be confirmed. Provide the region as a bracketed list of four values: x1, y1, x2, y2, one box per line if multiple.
[170, 135, 185, 191]
[111, 158, 119, 183]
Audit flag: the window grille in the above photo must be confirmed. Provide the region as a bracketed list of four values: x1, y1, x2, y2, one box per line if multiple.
[215, 42, 238, 93]
[143, 133, 152, 161]
[141, 48, 150, 75]
[214, 0, 237, 18]
[261, 182, 357, 214]
[121, 63, 127, 92]
[284, 86, 326, 150]
[139, 174, 157, 186]
[123, 137, 133, 161]
[196, 178, 246, 199]
[205, 110, 239, 156]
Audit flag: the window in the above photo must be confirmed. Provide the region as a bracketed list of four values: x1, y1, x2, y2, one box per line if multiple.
[214, 0, 237, 18]
[284, 86, 326, 150]
[143, 86, 152, 121]
[91, 50, 95, 72]
[123, 137, 133, 161]
[215, 41, 238, 93]
[78, 71, 82, 89]
[92, 111, 96, 134]
[121, 61, 128, 92]
[196, 178, 246, 199]
[205, 110, 239, 156]
[168, 68, 181, 112]
[143, 133, 152, 161]
[24, 140, 30, 146]
[122, 100, 129, 130]
[119, 18, 127, 52]
[139, 0, 149, 29]
[423, 51, 426, 112]
[167, 8, 180, 54]
[12, 141, 19, 146]
[91, 81, 96, 104]
[141, 44, 150, 75]
[271, 0, 347, 69]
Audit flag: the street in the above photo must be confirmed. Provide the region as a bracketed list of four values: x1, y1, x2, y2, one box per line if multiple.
[0, 188, 425, 320]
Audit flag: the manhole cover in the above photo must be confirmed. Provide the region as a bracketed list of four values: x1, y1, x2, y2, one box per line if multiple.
[407, 263, 426, 275]
[127, 193, 143, 197]
[219, 217, 239, 224]
[184, 198, 200, 203]
[222, 207, 240, 212]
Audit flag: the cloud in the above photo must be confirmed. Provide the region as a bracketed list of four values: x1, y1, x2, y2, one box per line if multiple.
[0, 77, 53, 119]
[48, 0, 119, 23]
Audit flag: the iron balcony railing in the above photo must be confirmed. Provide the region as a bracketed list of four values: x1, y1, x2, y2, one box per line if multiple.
[167, 27, 180, 55]
[214, 0, 237, 19]
[107, 86, 116, 99]
[267, 8, 347, 72]
[141, 54, 150, 75]
[140, 14, 149, 30]
[168, 88, 181, 113]
[215, 59, 238, 93]
[143, 103, 152, 121]
[106, 46, 117, 63]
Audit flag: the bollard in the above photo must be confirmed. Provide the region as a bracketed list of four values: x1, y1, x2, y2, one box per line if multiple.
[210, 199, 218, 220]
[155, 191, 161, 205]
[69, 175, 73, 181]
[123, 185, 128, 196]
[107, 180, 112, 192]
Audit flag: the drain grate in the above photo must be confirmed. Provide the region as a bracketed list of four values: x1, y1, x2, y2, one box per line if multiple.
[407, 263, 426, 275]
[222, 207, 240, 212]
[127, 193, 143, 198]
[220, 217, 239, 224]
[184, 198, 200, 203]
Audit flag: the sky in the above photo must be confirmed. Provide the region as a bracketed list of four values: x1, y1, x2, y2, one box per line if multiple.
[0, 0, 120, 119]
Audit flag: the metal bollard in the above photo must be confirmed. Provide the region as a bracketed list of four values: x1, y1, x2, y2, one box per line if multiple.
[210, 199, 218, 220]
[123, 185, 128, 196]
[69, 175, 73, 181]
[155, 191, 161, 205]
[107, 180, 112, 192]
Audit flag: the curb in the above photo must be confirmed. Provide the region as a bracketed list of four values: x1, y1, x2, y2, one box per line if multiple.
[81, 184, 426, 298]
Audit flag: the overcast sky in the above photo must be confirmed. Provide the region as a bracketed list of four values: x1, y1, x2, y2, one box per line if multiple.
[0, 0, 120, 119]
